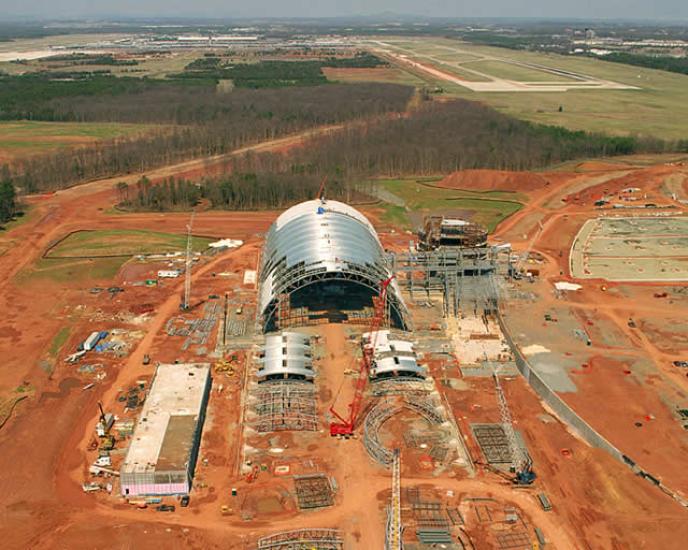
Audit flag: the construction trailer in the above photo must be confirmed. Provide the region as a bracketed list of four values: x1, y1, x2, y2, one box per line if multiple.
[418, 216, 488, 251]
[120, 363, 211, 497]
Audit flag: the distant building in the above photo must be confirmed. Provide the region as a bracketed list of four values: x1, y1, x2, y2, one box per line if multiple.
[120, 363, 211, 497]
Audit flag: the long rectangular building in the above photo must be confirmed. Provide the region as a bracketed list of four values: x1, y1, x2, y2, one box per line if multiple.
[120, 363, 211, 497]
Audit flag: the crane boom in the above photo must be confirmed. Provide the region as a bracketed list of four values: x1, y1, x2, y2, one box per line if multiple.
[385, 448, 402, 550]
[316, 176, 327, 200]
[329, 276, 394, 436]
[181, 211, 195, 310]
[492, 369, 535, 484]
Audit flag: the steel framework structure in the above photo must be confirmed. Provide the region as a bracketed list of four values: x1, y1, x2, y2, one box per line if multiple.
[258, 199, 408, 332]
[253, 380, 318, 432]
[256, 529, 343, 550]
[385, 449, 403, 550]
[389, 245, 511, 316]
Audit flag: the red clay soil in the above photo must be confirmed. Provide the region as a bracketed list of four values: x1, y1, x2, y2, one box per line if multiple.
[573, 160, 633, 172]
[437, 169, 549, 193]
[0, 133, 304, 548]
[1, 147, 687, 549]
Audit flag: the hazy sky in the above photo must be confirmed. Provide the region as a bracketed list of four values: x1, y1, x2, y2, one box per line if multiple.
[1, 0, 687, 21]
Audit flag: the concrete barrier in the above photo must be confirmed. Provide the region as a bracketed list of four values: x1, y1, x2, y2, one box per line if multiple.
[497, 311, 688, 508]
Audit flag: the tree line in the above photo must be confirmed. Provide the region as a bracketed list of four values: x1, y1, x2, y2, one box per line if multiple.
[175, 60, 328, 88]
[227, 98, 682, 178]
[597, 52, 688, 76]
[178, 54, 387, 87]
[112, 97, 687, 213]
[4, 83, 413, 193]
[118, 173, 372, 211]
[0, 165, 17, 224]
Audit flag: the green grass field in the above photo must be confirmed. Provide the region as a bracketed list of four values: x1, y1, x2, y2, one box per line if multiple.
[373, 37, 688, 139]
[375, 178, 524, 232]
[24, 256, 126, 283]
[464, 59, 576, 82]
[0, 121, 152, 162]
[322, 66, 425, 86]
[48, 326, 71, 357]
[47, 229, 214, 258]
[20, 229, 214, 284]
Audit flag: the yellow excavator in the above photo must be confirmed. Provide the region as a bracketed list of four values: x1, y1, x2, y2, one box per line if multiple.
[214, 358, 235, 375]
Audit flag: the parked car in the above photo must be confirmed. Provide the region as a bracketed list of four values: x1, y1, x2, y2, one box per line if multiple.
[155, 504, 175, 512]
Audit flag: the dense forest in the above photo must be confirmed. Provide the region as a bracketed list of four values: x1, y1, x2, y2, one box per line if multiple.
[0, 166, 17, 224]
[0, 74, 196, 120]
[177, 54, 387, 87]
[176, 60, 328, 87]
[228, 99, 677, 177]
[598, 52, 688, 76]
[118, 173, 366, 211]
[116, 98, 684, 212]
[4, 83, 413, 192]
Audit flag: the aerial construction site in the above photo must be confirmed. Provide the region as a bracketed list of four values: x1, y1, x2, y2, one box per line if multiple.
[1, 20, 688, 549]
[1, 153, 688, 550]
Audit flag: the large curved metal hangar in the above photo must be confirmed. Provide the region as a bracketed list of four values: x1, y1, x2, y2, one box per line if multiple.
[258, 199, 408, 333]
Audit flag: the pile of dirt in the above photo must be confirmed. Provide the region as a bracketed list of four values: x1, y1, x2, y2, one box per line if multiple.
[436, 169, 548, 193]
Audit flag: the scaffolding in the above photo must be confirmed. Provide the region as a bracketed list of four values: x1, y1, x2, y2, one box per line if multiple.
[294, 474, 334, 510]
[388, 245, 510, 317]
[363, 397, 446, 467]
[253, 380, 318, 432]
[256, 529, 343, 550]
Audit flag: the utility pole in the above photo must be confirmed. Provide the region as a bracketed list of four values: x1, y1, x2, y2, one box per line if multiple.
[182, 210, 195, 311]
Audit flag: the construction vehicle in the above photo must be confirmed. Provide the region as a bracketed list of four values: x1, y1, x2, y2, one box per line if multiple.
[512, 220, 544, 279]
[98, 435, 116, 452]
[246, 464, 260, 483]
[215, 358, 235, 375]
[155, 504, 175, 512]
[492, 370, 536, 485]
[96, 402, 114, 437]
[329, 276, 394, 437]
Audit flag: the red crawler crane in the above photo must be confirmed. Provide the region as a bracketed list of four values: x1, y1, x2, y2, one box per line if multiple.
[329, 276, 394, 437]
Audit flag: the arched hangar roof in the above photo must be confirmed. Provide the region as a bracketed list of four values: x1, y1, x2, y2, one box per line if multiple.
[258, 199, 407, 331]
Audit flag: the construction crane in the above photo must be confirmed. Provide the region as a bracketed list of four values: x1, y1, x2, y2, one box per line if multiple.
[181, 210, 195, 310]
[316, 175, 327, 200]
[492, 369, 536, 485]
[385, 448, 402, 550]
[513, 219, 544, 278]
[329, 276, 394, 437]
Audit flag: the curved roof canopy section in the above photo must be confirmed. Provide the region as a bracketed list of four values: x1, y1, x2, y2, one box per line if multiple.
[258, 199, 408, 332]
